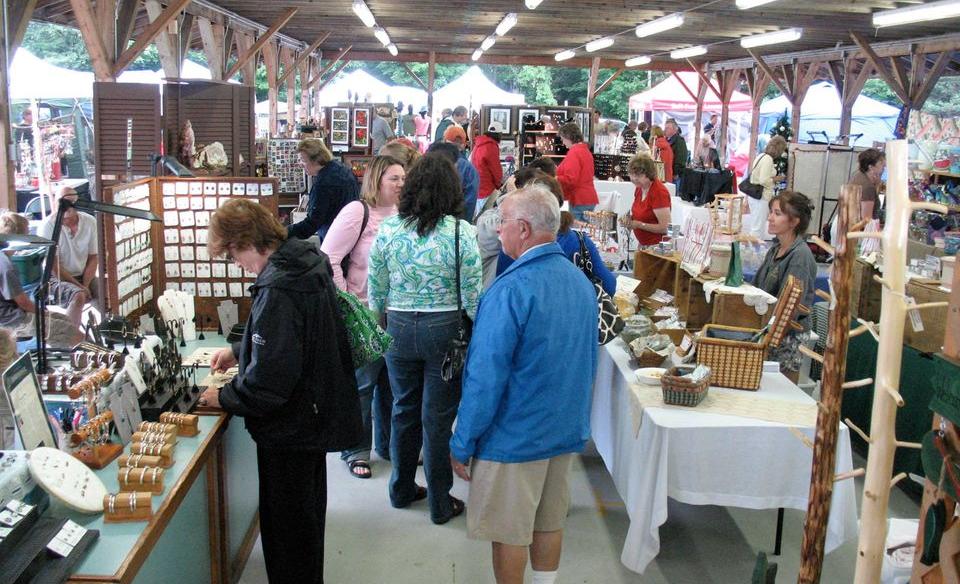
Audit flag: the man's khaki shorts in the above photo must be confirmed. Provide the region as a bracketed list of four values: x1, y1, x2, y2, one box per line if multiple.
[466, 454, 574, 546]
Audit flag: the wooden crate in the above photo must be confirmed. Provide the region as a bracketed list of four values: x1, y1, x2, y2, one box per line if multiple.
[633, 250, 679, 299]
[675, 270, 711, 329]
[903, 281, 949, 354]
[850, 258, 882, 322]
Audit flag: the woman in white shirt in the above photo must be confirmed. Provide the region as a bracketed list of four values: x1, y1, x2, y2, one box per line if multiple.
[745, 135, 788, 239]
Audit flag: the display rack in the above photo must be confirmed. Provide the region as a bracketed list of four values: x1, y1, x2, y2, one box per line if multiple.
[101, 178, 158, 320]
[101, 177, 278, 329]
[266, 139, 306, 196]
[482, 104, 594, 168]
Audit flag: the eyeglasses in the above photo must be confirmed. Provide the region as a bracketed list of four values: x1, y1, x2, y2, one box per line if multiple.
[496, 215, 527, 227]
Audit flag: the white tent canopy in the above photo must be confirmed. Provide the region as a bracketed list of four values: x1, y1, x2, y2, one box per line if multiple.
[760, 82, 899, 144]
[10, 49, 94, 99]
[432, 65, 525, 119]
[316, 69, 427, 108]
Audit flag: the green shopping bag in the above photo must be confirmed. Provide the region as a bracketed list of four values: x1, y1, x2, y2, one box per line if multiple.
[336, 289, 393, 369]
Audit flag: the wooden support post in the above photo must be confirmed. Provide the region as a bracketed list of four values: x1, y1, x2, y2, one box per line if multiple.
[224, 7, 297, 81]
[68, 0, 115, 80]
[263, 41, 279, 137]
[281, 47, 296, 135]
[716, 68, 743, 161]
[233, 31, 257, 85]
[179, 13, 195, 67]
[687, 59, 722, 101]
[7, 0, 40, 56]
[789, 61, 822, 143]
[143, 0, 181, 78]
[831, 57, 873, 144]
[586, 57, 601, 109]
[798, 184, 862, 583]
[745, 68, 770, 165]
[427, 51, 436, 117]
[299, 59, 310, 122]
[693, 78, 708, 151]
[0, 19, 16, 211]
[95, 0, 118, 61]
[114, 0, 192, 76]
[198, 17, 225, 80]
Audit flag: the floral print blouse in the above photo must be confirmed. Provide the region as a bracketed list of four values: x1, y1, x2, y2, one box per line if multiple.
[368, 215, 482, 319]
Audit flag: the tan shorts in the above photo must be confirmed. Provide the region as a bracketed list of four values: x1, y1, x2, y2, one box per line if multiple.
[466, 454, 574, 546]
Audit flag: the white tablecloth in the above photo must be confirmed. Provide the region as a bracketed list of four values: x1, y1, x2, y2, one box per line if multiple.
[594, 180, 707, 235]
[590, 339, 858, 574]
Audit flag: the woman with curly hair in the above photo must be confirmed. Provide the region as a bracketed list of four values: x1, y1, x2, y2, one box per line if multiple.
[367, 152, 482, 524]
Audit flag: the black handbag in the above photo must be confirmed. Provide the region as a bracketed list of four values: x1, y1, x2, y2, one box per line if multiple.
[441, 219, 473, 383]
[738, 154, 767, 200]
[574, 231, 625, 345]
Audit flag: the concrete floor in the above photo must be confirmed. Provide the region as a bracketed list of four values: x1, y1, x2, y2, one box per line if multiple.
[238, 447, 920, 584]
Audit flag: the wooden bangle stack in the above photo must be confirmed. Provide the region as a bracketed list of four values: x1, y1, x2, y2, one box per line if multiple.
[159, 412, 200, 437]
[117, 467, 165, 494]
[67, 369, 112, 400]
[128, 442, 174, 468]
[118, 454, 164, 468]
[70, 411, 123, 469]
[103, 492, 152, 523]
[130, 429, 177, 446]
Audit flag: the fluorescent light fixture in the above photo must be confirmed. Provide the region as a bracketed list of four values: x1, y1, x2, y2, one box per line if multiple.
[635, 13, 684, 38]
[872, 0, 960, 27]
[740, 27, 802, 48]
[496, 13, 518, 36]
[554, 50, 576, 62]
[481, 35, 497, 51]
[736, 0, 781, 8]
[373, 26, 391, 46]
[387, 43, 398, 56]
[585, 37, 615, 52]
[525, 0, 544, 8]
[670, 45, 707, 59]
[472, 49, 483, 61]
[352, 0, 376, 27]
[625, 55, 652, 67]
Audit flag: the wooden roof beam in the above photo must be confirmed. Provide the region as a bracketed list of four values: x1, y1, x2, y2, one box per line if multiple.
[7, 0, 39, 55]
[113, 0, 193, 76]
[915, 50, 954, 107]
[115, 0, 141, 56]
[594, 68, 625, 97]
[686, 59, 722, 101]
[198, 16, 225, 79]
[317, 59, 351, 92]
[68, 0, 114, 80]
[746, 48, 792, 102]
[224, 7, 298, 81]
[672, 71, 698, 102]
[850, 31, 909, 104]
[277, 33, 329, 87]
[400, 62, 426, 91]
[305, 45, 352, 91]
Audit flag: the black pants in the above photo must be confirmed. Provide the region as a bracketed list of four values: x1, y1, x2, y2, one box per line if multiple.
[257, 447, 328, 584]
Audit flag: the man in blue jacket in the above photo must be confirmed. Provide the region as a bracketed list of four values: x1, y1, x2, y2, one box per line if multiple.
[450, 185, 598, 584]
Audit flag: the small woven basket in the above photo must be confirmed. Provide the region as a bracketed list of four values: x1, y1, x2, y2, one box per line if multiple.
[660, 365, 711, 407]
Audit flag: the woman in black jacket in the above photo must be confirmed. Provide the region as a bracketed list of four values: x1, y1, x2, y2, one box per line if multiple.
[201, 199, 362, 584]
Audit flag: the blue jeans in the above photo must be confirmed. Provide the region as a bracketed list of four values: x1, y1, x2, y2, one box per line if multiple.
[384, 310, 463, 523]
[570, 204, 596, 222]
[340, 357, 393, 463]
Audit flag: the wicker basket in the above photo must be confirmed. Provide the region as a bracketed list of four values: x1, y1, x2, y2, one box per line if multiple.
[661, 365, 711, 407]
[696, 325, 767, 390]
[695, 274, 806, 390]
[634, 347, 668, 367]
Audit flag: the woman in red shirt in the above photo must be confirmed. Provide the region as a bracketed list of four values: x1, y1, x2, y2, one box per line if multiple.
[650, 125, 674, 183]
[556, 122, 599, 221]
[620, 155, 672, 246]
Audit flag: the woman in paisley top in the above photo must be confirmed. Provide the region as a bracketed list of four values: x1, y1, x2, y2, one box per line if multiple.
[368, 152, 482, 525]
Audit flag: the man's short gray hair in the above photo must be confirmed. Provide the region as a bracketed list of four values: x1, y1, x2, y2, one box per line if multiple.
[507, 185, 560, 234]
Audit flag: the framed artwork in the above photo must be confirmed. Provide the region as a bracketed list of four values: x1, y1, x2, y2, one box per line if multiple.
[499, 139, 516, 159]
[518, 108, 540, 128]
[331, 108, 350, 145]
[354, 108, 369, 128]
[489, 108, 512, 134]
[267, 139, 306, 194]
[353, 108, 370, 148]
[547, 109, 569, 124]
[577, 111, 591, 143]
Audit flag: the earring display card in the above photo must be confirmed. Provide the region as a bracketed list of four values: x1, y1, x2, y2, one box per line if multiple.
[103, 180, 157, 321]
[267, 139, 306, 194]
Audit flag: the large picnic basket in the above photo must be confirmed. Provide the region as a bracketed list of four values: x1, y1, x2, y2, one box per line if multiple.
[695, 275, 806, 390]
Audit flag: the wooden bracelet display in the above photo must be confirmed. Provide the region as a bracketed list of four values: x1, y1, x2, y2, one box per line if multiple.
[137, 421, 178, 435]
[67, 369, 112, 400]
[128, 442, 174, 468]
[103, 492, 152, 523]
[117, 454, 164, 469]
[130, 430, 177, 446]
[159, 412, 200, 437]
[117, 467, 165, 494]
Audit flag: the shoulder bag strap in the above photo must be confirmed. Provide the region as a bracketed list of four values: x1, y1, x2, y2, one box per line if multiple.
[575, 230, 594, 278]
[349, 201, 369, 255]
[454, 218, 462, 315]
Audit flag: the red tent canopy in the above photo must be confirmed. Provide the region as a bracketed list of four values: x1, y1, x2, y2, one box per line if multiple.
[629, 71, 753, 113]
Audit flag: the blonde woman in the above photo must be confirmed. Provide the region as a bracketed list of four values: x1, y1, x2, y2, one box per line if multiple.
[745, 135, 788, 239]
[322, 155, 405, 479]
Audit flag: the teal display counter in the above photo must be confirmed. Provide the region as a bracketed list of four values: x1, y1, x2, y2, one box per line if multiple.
[53, 413, 259, 583]
[841, 333, 943, 496]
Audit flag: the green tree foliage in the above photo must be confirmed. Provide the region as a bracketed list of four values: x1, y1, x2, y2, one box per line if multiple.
[22, 21, 161, 71]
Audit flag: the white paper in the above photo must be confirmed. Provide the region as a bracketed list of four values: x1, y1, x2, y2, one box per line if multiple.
[189, 182, 202, 195]
[163, 211, 179, 226]
[174, 181, 189, 194]
[197, 282, 212, 297]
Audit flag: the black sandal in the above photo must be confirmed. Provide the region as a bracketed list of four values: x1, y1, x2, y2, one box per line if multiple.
[348, 460, 372, 479]
[433, 496, 465, 525]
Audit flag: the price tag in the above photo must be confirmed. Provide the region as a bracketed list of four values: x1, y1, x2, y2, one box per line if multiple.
[0, 526, 12, 538]
[0, 509, 21, 527]
[906, 296, 924, 333]
[55, 520, 87, 547]
[46, 537, 74, 558]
